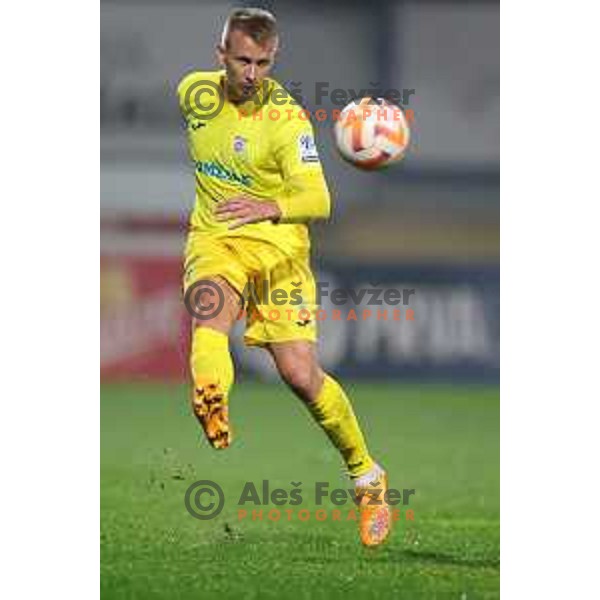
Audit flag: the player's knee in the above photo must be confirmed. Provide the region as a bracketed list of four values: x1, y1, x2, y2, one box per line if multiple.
[278, 361, 323, 401]
[282, 367, 313, 399]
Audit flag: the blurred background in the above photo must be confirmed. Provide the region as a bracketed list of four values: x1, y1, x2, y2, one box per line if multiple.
[100, 0, 499, 383]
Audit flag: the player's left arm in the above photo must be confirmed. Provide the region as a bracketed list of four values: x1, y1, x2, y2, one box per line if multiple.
[215, 121, 331, 229]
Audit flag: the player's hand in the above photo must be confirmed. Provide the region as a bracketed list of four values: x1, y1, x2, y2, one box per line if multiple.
[215, 196, 282, 230]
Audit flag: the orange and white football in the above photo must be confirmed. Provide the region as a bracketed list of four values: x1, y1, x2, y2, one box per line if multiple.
[333, 97, 410, 170]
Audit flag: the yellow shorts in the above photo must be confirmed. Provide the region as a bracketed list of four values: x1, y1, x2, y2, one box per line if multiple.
[183, 233, 317, 347]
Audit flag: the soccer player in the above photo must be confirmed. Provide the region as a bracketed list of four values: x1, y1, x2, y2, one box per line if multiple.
[178, 8, 390, 546]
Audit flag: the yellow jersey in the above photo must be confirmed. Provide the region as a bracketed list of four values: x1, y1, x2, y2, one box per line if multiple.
[177, 70, 331, 254]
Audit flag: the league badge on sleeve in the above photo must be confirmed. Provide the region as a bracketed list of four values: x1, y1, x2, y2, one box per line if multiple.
[298, 133, 320, 164]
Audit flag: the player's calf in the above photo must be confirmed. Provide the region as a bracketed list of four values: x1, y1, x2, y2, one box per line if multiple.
[190, 326, 235, 450]
[268, 341, 324, 402]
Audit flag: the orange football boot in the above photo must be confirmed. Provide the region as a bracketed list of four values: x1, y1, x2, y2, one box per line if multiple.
[192, 380, 231, 449]
[357, 467, 392, 547]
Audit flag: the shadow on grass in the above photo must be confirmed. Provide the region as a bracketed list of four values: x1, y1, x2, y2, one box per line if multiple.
[371, 548, 499, 570]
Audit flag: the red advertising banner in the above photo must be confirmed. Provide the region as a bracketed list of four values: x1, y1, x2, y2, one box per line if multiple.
[101, 255, 190, 381]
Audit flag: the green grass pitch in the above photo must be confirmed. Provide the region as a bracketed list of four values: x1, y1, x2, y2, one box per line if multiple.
[101, 381, 499, 599]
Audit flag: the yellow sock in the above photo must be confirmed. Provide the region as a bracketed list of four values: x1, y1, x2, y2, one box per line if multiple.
[190, 327, 234, 399]
[308, 375, 375, 479]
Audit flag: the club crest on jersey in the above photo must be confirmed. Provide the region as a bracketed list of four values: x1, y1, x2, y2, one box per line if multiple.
[298, 134, 319, 163]
[233, 135, 247, 154]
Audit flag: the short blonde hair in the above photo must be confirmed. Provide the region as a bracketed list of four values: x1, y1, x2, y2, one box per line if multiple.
[221, 8, 278, 48]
